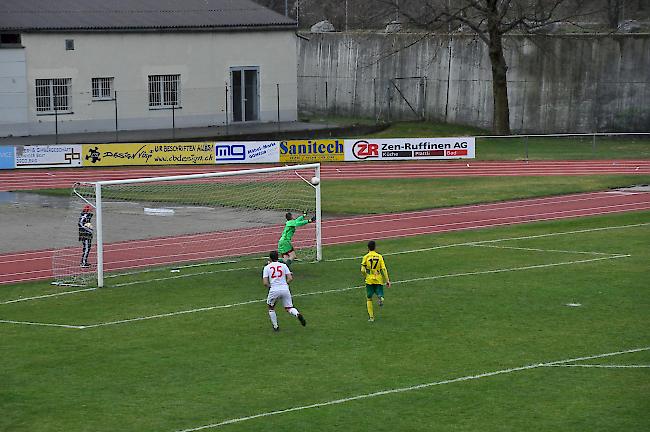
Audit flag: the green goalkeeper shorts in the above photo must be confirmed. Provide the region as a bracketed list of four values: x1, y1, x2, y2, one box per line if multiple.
[278, 240, 293, 255]
[366, 284, 384, 299]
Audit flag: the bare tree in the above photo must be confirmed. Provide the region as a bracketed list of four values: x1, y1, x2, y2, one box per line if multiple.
[252, 0, 396, 29]
[606, 0, 624, 28]
[389, 0, 598, 134]
[603, 0, 647, 29]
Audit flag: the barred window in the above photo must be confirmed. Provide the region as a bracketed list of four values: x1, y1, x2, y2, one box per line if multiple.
[92, 77, 114, 101]
[148, 74, 180, 108]
[35, 78, 72, 113]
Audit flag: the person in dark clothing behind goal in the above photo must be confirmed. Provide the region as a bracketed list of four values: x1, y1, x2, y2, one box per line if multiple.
[78, 204, 94, 268]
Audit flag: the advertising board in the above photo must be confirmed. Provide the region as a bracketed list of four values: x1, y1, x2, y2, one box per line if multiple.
[82, 142, 214, 166]
[0, 146, 15, 169]
[280, 140, 344, 163]
[15, 145, 83, 168]
[214, 141, 279, 164]
[345, 138, 475, 161]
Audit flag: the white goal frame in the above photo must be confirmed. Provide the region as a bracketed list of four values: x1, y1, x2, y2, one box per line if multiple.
[84, 163, 322, 287]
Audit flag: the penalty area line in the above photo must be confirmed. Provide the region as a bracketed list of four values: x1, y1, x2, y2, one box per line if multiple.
[108, 222, 646, 287]
[0, 287, 97, 305]
[0, 319, 84, 329]
[328, 222, 650, 263]
[545, 364, 650, 368]
[32, 253, 629, 330]
[174, 346, 650, 431]
[19, 222, 640, 295]
[467, 244, 625, 256]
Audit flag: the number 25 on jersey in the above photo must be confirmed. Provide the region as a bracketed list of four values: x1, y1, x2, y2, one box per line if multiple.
[270, 265, 284, 279]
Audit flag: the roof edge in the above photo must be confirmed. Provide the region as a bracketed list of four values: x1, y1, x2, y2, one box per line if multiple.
[0, 24, 298, 33]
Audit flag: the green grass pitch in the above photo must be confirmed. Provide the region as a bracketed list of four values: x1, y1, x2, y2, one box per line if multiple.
[1, 212, 649, 432]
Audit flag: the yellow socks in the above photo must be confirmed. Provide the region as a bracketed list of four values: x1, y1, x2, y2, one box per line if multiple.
[366, 299, 374, 321]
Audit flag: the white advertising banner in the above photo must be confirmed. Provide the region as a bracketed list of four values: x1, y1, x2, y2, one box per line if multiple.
[214, 141, 280, 164]
[344, 137, 475, 161]
[15, 145, 83, 168]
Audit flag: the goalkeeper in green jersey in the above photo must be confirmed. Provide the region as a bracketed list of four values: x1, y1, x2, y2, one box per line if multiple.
[278, 211, 315, 268]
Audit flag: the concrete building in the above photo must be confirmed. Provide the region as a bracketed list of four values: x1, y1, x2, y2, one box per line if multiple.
[0, 0, 298, 137]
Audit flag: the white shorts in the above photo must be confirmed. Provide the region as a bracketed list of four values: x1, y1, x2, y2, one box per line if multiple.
[267, 289, 293, 309]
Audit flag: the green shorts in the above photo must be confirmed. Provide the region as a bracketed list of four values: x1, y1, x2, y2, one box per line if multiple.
[366, 284, 384, 299]
[278, 240, 293, 255]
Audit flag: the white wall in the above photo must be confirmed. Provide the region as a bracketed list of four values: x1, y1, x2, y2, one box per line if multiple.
[0, 48, 29, 135]
[5, 30, 297, 136]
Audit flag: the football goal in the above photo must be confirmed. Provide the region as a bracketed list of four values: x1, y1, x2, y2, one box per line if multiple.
[52, 163, 322, 287]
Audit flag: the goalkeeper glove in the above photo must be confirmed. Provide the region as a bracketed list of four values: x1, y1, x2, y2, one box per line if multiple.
[310, 216, 316, 222]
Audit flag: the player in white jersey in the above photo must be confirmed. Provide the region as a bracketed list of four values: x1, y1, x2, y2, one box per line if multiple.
[263, 250, 307, 332]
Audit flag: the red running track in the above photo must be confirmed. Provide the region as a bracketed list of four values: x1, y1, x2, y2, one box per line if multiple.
[1, 160, 649, 191]
[1, 190, 648, 285]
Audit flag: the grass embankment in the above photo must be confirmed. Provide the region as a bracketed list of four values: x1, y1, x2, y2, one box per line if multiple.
[340, 120, 650, 160]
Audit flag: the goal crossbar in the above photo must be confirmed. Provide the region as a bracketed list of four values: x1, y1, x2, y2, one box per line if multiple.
[91, 163, 322, 186]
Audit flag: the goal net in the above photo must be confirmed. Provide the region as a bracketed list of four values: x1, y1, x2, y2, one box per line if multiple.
[52, 164, 322, 287]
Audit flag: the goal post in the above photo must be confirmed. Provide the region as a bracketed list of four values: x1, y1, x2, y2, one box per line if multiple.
[52, 163, 322, 288]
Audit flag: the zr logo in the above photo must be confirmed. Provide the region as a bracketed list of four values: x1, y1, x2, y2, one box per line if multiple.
[85, 147, 101, 163]
[352, 140, 379, 159]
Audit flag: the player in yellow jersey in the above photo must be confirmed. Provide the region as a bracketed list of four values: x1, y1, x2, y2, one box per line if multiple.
[361, 240, 391, 322]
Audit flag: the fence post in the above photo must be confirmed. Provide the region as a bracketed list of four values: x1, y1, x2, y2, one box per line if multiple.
[373, 77, 377, 123]
[524, 135, 529, 161]
[592, 133, 597, 154]
[276, 83, 281, 132]
[172, 105, 176, 140]
[422, 76, 428, 120]
[54, 106, 59, 144]
[224, 83, 229, 135]
[325, 80, 328, 116]
[387, 82, 392, 123]
[114, 91, 119, 142]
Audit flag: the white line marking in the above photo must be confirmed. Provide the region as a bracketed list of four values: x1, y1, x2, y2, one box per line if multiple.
[390, 255, 630, 286]
[546, 364, 650, 368]
[328, 222, 650, 262]
[0, 319, 84, 329]
[604, 191, 639, 195]
[174, 347, 650, 431]
[469, 222, 650, 244]
[3, 221, 642, 305]
[0, 288, 97, 305]
[104, 259, 246, 280]
[468, 244, 622, 256]
[9, 253, 627, 330]
[1, 222, 644, 322]
[111, 266, 254, 288]
[81, 298, 266, 329]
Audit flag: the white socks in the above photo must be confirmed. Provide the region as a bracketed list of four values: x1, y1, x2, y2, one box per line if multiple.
[288, 307, 299, 317]
[268, 310, 278, 328]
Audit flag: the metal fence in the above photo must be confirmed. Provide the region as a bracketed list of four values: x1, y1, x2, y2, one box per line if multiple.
[474, 133, 650, 161]
[298, 75, 428, 123]
[0, 82, 299, 143]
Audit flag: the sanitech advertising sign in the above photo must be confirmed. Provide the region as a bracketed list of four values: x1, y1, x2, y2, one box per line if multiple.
[280, 140, 344, 163]
[345, 138, 475, 160]
[214, 141, 279, 164]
